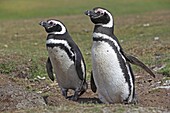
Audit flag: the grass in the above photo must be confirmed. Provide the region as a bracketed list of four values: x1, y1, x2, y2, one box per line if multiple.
[10, 103, 168, 113]
[0, 0, 170, 20]
[11, 103, 131, 113]
[0, 1, 170, 112]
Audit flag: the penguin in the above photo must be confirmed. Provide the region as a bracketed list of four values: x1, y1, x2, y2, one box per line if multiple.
[39, 19, 87, 100]
[85, 7, 155, 104]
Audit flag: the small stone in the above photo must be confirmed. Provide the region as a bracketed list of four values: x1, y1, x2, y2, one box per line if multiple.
[153, 64, 166, 71]
[34, 43, 38, 46]
[4, 44, 8, 48]
[120, 40, 124, 43]
[154, 37, 159, 41]
[37, 76, 46, 80]
[36, 91, 43, 94]
[143, 23, 150, 27]
[153, 86, 170, 90]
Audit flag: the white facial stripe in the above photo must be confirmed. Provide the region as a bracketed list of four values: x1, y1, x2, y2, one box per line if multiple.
[48, 20, 66, 35]
[95, 8, 104, 14]
[46, 39, 74, 56]
[102, 9, 113, 28]
[95, 9, 113, 28]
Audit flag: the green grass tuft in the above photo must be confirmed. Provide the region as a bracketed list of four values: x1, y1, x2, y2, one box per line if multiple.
[0, 0, 170, 20]
[0, 61, 16, 74]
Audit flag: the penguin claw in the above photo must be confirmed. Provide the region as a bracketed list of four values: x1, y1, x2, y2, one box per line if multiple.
[79, 82, 88, 96]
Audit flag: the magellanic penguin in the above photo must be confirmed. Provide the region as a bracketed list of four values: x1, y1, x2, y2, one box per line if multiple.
[85, 7, 155, 104]
[39, 19, 87, 100]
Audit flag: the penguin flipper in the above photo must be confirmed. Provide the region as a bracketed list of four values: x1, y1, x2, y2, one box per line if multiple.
[46, 57, 55, 81]
[115, 35, 155, 78]
[125, 54, 155, 78]
[74, 50, 85, 81]
[74, 50, 88, 96]
[91, 71, 97, 93]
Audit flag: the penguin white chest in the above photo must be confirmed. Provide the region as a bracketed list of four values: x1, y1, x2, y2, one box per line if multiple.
[92, 41, 129, 103]
[47, 47, 81, 89]
[47, 46, 73, 68]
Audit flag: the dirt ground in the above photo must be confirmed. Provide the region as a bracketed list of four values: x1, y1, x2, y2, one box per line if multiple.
[0, 72, 169, 112]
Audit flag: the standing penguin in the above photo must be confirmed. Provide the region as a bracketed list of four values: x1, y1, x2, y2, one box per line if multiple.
[39, 19, 87, 100]
[85, 7, 155, 104]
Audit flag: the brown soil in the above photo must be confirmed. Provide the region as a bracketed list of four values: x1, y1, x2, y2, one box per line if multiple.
[0, 72, 169, 112]
[0, 74, 46, 112]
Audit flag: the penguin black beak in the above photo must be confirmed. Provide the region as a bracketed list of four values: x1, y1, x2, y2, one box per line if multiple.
[84, 10, 95, 17]
[39, 21, 49, 28]
[84, 10, 100, 19]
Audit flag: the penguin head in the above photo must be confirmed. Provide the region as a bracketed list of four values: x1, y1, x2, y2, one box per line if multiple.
[39, 19, 67, 35]
[85, 7, 113, 28]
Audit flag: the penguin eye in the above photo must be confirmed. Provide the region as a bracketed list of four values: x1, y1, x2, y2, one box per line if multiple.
[99, 11, 104, 15]
[49, 21, 56, 26]
[96, 11, 100, 15]
[101, 12, 104, 15]
[49, 22, 53, 25]
[96, 10, 104, 16]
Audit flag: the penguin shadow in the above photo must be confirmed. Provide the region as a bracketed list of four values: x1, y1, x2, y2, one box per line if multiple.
[77, 97, 102, 104]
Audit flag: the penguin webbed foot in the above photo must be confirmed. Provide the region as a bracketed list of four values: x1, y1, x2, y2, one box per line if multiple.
[69, 95, 78, 101]
[123, 95, 138, 105]
[62, 88, 86, 101]
[78, 81, 88, 96]
[69, 86, 87, 101]
[61, 88, 68, 99]
[131, 98, 138, 105]
[132, 94, 138, 105]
